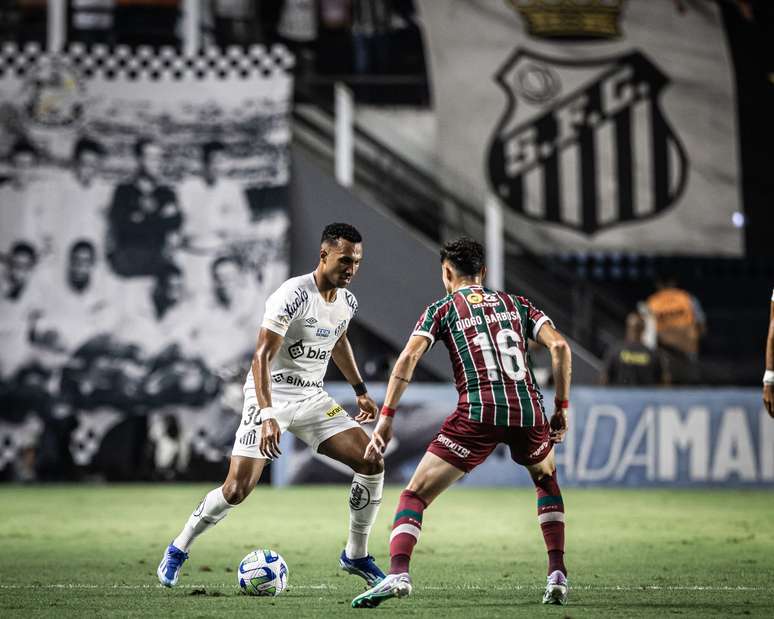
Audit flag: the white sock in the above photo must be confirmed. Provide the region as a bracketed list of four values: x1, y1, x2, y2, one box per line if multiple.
[172, 486, 233, 552]
[346, 471, 384, 559]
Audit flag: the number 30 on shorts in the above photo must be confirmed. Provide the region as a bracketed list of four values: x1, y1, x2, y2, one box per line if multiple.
[243, 405, 262, 426]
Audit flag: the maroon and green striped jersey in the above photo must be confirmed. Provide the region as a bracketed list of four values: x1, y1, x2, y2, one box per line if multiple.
[412, 285, 553, 427]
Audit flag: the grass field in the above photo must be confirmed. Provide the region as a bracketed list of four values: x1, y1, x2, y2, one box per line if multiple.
[1, 485, 773, 617]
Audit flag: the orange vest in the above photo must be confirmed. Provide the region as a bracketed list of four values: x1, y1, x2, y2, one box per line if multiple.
[646, 288, 696, 331]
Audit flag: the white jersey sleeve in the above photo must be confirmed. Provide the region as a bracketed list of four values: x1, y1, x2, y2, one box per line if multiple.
[261, 282, 309, 337]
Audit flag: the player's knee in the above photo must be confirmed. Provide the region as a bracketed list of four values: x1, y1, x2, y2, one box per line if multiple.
[221, 479, 253, 505]
[354, 457, 384, 476]
[529, 460, 556, 483]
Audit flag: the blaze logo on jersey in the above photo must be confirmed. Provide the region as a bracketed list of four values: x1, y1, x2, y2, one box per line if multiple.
[487, 48, 688, 235]
[349, 482, 370, 510]
[288, 340, 305, 359]
[466, 293, 484, 304]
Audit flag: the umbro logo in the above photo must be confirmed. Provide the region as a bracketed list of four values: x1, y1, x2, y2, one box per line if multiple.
[240, 429, 257, 447]
[304, 317, 318, 328]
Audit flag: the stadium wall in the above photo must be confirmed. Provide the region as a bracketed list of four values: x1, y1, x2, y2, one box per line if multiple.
[275, 384, 773, 488]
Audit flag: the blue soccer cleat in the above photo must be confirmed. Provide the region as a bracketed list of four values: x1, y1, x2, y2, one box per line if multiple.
[157, 543, 189, 587]
[339, 550, 386, 586]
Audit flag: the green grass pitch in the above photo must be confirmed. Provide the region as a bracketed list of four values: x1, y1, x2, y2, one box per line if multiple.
[1, 484, 773, 617]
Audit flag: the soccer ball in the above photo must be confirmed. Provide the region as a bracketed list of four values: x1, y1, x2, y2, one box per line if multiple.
[238, 549, 289, 596]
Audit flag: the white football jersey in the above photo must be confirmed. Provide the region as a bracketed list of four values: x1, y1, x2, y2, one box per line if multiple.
[244, 272, 357, 402]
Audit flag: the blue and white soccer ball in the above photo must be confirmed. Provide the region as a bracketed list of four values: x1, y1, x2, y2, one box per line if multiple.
[238, 549, 289, 596]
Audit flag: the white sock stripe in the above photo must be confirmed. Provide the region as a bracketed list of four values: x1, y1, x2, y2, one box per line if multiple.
[390, 523, 421, 542]
[352, 471, 385, 484]
[538, 511, 565, 524]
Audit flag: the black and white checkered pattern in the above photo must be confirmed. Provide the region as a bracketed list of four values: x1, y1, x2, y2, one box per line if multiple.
[0, 42, 294, 81]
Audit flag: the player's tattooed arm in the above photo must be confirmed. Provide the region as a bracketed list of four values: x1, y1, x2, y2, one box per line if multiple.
[536, 322, 572, 443]
[365, 335, 430, 461]
[253, 328, 285, 457]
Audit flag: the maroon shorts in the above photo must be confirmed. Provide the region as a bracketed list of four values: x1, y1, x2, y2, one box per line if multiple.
[427, 411, 552, 473]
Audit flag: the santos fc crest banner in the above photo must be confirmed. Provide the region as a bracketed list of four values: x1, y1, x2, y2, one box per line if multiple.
[419, 1, 741, 254]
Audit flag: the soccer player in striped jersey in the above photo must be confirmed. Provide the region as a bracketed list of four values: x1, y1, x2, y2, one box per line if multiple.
[352, 237, 572, 608]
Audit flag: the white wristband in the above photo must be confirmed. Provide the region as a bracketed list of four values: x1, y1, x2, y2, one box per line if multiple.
[764, 370, 774, 385]
[261, 406, 277, 420]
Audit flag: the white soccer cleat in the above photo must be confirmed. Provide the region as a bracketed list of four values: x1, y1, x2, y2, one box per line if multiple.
[542, 569, 569, 605]
[351, 572, 412, 609]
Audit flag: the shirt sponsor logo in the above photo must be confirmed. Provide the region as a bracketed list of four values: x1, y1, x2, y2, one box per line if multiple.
[273, 372, 323, 389]
[436, 433, 471, 459]
[288, 339, 305, 359]
[344, 290, 358, 314]
[530, 440, 550, 459]
[325, 405, 343, 418]
[334, 319, 347, 336]
[288, 340, 331, 361]
[466, 292, 484, 304]
[284, 288, 309, 320]
[316, 327, 331, 337]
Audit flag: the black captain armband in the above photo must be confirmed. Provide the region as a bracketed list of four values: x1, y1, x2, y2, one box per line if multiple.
[353, 382, 368, 396]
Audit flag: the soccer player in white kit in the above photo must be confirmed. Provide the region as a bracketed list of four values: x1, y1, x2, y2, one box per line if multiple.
[158, 223, 386, 587]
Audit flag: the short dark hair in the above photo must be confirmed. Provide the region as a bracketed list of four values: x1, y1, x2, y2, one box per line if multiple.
[202, 140, 225, 166]
[321, 223, 362, 245]
[133, 137, 157, 159]
[440, 237, 485, 276]
[73, 136, 106, 161]
[70, 240, 96, 259]
[10, 241, 37, 264]
[156, 262, 182, 284]
[10, 139, 37, 160]
[210, 254, 240, 276]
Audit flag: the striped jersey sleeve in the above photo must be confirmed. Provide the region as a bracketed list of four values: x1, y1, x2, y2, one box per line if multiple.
[514, 295, 553, 341]
[411, 299, 451, 346]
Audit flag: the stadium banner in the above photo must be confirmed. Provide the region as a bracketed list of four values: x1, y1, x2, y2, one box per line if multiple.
[417, 1, 742, 255]
[0, 43, 293, 481]
[275, 385, 774, 487]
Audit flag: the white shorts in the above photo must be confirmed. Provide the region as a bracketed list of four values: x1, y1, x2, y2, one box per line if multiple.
[231, 390, 361, 459]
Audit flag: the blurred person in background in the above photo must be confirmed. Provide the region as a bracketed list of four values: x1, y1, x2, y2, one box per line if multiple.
[0, 243, 42, 380]
[645, 277, 705, 384]
[51, 137, 111, 261]
[764, 286, 774, 417]
[107, 137, 182, 278]
[31, 240, 116, 359]
[600, 312, 667, 386]
[179, 140, 251, 251]
[0, 139, 47, 259]
[179, 140, 252, 290]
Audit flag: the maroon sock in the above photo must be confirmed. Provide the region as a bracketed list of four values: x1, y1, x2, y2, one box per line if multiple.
[534, 472, 566, 576]
[389, 490, 427, 574]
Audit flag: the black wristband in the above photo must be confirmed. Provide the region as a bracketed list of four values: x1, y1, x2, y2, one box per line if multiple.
[353, 382, 368, 396]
